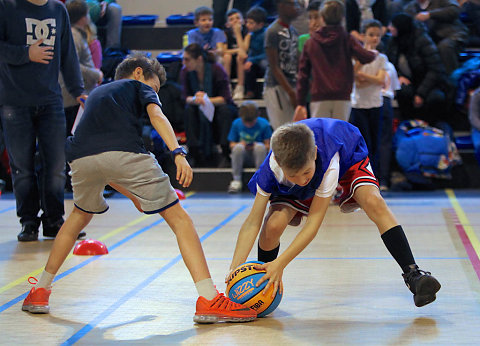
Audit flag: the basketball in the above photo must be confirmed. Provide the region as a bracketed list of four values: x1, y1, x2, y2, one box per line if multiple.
[226, 261, 283, 317]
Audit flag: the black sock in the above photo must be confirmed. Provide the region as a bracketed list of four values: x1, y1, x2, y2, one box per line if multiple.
[381, 225, 416, 273]
[258, 243, 280, 263]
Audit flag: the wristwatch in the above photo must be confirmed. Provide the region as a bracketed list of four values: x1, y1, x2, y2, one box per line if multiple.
[172, 147, 188, 157]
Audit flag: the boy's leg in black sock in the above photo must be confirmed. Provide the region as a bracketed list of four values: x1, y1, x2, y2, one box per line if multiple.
[381, 225, 441, 307]
[258, 243, 280, 263]
[381, 225, 416, 273]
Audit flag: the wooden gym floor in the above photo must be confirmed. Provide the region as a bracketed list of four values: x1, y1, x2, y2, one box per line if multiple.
[0, 189, 479, 345]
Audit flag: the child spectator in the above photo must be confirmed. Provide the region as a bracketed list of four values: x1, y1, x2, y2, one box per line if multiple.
[223, 9, 249, 100]
[187, 6, 226, 61]
[350, 19, 387, 176]
[298, 0, 322, 53]
[295, 0, 376, 122]
[264, 0, 301, 130]
[61, 0, 103, 136]
[378, 61, 401, 190]
[469, 87, 480, 164]
[244, 6, 268, 99]
[227, 101, 272, 193]
[227, 118, 441, 308]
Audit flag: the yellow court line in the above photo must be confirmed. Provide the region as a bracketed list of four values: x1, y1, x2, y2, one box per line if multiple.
[0, 214, 151, 295]
[446, 189, 480, 257]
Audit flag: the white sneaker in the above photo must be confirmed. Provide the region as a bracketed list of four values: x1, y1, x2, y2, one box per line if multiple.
[228, 180, 242, 193]
[232, 85, 244, 100]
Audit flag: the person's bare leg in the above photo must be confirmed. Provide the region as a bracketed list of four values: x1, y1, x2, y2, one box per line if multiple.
[45, 207, 93, 274]
[160, 202, 211, 282]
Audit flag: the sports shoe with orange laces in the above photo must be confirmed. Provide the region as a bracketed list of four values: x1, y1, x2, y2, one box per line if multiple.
[21, 277, 51, 314]
[194, 292, 257, 323]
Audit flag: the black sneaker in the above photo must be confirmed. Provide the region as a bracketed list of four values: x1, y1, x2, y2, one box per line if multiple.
[17, 224, 39, 242]
[402, 265, 441, 307]
[43, 220, 86, 239]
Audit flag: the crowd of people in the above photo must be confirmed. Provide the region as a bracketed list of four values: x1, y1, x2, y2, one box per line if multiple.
[0, 0, 479, 244]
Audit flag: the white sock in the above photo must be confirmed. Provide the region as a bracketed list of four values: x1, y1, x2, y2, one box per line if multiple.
[37, 270, 55, 289]
[195, 278, 217, 300]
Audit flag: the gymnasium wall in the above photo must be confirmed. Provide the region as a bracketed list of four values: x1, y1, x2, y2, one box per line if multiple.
[117, 0, 211, 22]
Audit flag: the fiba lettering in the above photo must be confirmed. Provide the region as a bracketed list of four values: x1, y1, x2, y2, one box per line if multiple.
[25, 18, 57, 46]
[232, 279, 255, 300]
[227, 264, 256, 284]
[251, 300, 264, 311]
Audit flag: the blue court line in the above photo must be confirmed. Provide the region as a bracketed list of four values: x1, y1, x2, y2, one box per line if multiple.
[0, 217, 167, 314]
[0, 206, 15, 214]
[62, 204, 247, 346]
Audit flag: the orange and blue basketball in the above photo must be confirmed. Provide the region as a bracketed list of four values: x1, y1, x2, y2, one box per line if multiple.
[225, 261, 283, 317]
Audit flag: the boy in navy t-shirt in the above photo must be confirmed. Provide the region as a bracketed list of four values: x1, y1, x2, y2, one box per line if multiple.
[227, 118, 441, 308]
[21, 54, 256, 324]
[227, 101, 272, 193]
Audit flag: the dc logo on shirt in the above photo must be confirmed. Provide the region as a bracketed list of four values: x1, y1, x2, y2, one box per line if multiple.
[25, 18, 56, 46]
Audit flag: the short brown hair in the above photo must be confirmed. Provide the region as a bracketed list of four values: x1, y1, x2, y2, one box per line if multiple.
[66, 0, 88, 24]
[194, 6, 214, 21]
[271, 123, 316, 171]
[114, 53, 167, 86]
[239, 101, 259, 122]
[320, 0, 344, 26]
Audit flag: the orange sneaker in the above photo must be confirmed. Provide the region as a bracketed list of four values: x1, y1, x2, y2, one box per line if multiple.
[194, 292, 257, 323]
[21, 277, 51, 314]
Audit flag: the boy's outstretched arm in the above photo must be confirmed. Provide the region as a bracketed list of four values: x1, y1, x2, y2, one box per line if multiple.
[146, 103, 193, 187]
[255, 195, 331, 296]
[228, 192, 270, 273]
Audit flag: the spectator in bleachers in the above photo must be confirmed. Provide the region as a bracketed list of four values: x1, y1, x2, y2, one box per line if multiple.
[459, 0, 480, 47]
[227, 101, 272, 193]
[346, 0, 389, 42]
[291, 0, 310, 35]
[294, 0, 376, 122]
[404, 0, 468, 74]
[264, 0, 301, 130]
[0, 0, 86, 241]
[386, 13, 450, 125]
[244, 6, 268, 99]
[181, 43, 237, 167]
[213, 0, 253, 29]
[86, 0, 122, 50]
[187, 6, 226, 61]
[350, 19, 387, 176]
[469, 87, 480, 164]
[61, 0, 103, 136]
[223, 9, 249, 100]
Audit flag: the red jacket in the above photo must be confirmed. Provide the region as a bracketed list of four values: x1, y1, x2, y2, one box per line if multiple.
[296, 25, 376, 105]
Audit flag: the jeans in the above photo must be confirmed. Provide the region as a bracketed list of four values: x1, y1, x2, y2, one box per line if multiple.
[0, 103, 66, 226]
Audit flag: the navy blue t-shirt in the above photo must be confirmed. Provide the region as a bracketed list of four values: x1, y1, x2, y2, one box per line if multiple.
[66, 79, 162, 162]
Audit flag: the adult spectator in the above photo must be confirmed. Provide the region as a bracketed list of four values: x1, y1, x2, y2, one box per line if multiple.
[181, 43, 237, 167]
[459, 0, 480, 47]
[386, 13, 450, 125]
[86, 0, 122, 50]
[404, 0, 468, 74]
[346, 0, 389, 42]
[0, 0, 86, 241]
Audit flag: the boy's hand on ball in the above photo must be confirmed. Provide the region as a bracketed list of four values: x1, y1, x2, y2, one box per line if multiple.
[255, 260, 284, 298]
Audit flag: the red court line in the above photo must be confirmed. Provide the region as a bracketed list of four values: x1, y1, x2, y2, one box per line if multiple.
[451, 211, 480, 281]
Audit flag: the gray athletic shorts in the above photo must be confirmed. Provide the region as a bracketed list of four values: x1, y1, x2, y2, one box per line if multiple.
[69, 151, 178, 214]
